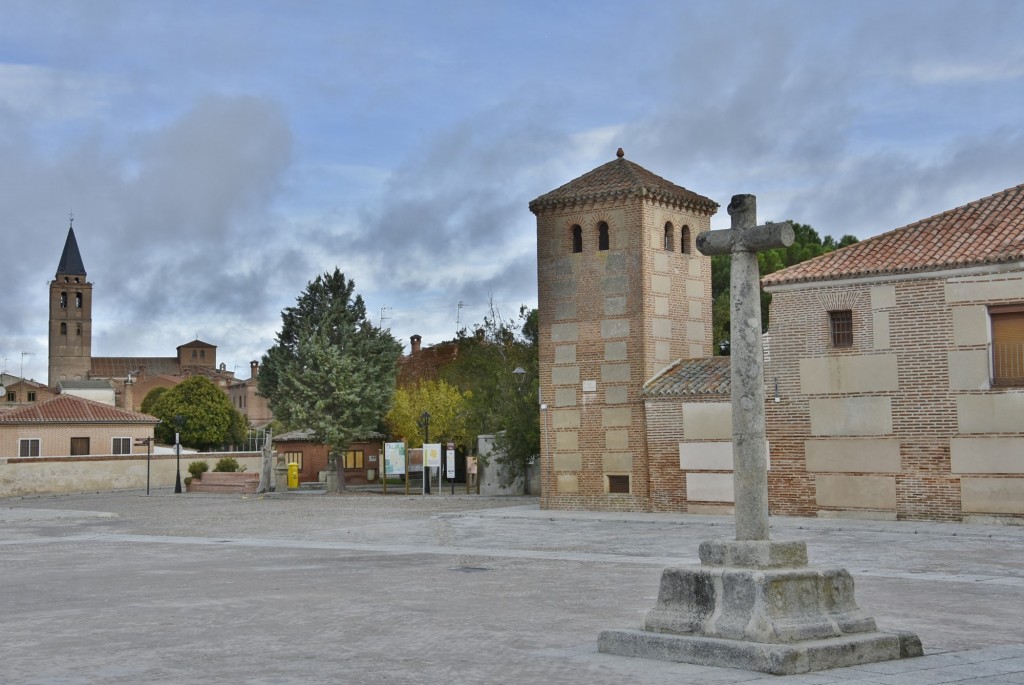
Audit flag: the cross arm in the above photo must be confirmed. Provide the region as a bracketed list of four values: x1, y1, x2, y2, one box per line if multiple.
[696, 221, 795, 256]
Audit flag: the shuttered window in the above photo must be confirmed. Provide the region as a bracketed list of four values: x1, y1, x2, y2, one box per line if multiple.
[991, 306, 1024, 386]
[607, 475, 630, 494]
[70, 437, 90, 456]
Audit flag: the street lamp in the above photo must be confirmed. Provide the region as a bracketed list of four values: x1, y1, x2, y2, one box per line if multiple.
[173, 414, 186, 494]
[512, 366, 527, 387]
[417, 410, 431, 494]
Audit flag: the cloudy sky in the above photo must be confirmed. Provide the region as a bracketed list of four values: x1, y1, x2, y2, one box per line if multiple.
[2, 0, 1023, 384]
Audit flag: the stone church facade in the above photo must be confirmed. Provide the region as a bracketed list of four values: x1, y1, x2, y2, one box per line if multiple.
[534, 153, 1024, 521]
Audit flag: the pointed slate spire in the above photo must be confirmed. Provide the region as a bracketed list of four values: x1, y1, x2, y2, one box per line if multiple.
[56, 222, 86, 277]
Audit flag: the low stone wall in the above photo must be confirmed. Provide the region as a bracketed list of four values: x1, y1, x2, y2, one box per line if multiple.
[0, 452, 263, 498]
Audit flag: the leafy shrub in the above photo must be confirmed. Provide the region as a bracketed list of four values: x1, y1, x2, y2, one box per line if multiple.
[213, 457, 245, 473]
[187, 461, 209, 479]
[184, 476, 193, 487]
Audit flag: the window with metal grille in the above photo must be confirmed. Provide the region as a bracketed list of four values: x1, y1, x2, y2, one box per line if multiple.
[344, 449, 365, 469]
[829, 310, 853, 348]
[20, 439, 40, 457]
[571, 224, 582, 253]
[991, 305, 1024, 386]
[112, 437, 131, 455]
[70, 437, 90, 456]
[598, 221, 610, 251]
[681, 225, 691, 254]
[663, 222, 674, 251]
[607, 474, 630, 494]
[284, 451, 303, 469]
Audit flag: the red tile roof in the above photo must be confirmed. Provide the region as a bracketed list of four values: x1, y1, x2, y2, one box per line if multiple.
[529, 152, 718, 215]
[643, 356, 731, 396]
[762, 183, 1024, 287]
[0, 395, 158, 424]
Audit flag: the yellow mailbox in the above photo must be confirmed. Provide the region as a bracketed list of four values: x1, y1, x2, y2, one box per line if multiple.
[287, 462, 299, 489]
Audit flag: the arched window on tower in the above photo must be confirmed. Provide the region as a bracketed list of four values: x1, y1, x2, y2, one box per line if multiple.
[60, 292, 68, 308]
[664, 223, 674, 251]
[681, 225, 691, 255]
[75, 292, 82, 308]
[60, 322, 67, 335]
[76, 323, 82, 336]
[571, 224, 582, 253]
[598, 221, 610, 251]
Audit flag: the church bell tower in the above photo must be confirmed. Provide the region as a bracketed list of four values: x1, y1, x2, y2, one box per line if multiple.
[530, 149, 719, 511]
[48, 221, 93, 386]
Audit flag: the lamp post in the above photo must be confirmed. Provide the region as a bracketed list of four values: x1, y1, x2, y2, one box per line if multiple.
[417, 410, 431, 494]
[173, 415, 186, 494]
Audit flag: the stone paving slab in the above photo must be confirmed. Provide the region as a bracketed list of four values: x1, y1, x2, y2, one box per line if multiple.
[1, 490, 1022, 684]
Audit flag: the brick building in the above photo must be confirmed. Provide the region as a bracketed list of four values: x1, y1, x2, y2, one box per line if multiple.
[760, 183, 1024, 522]
[0, 394, 159, 458]
[534, 152, 1024, 521]
[531, 149, 718, 511]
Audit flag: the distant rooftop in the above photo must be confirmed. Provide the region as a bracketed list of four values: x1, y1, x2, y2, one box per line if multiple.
[0, 394, 158, 424]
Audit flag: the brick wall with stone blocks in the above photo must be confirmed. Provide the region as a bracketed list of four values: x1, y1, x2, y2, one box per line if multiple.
[764, 267, 1024, 522]
[535, 190, 715, 512]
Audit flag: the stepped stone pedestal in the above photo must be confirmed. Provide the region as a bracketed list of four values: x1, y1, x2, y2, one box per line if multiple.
[598, 539, 922, 675]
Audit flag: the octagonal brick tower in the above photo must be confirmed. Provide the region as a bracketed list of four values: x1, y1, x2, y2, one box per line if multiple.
[530, 149, 718, 511]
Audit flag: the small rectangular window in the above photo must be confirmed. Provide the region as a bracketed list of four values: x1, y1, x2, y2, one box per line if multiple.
[70, 437, 90, 456]
[112, 437, 131, 455]
[27, 391, 36, 402]
[344, 450, 365, 469]
[991, 306, 1024, 386]
[19, 439, 40, 457]
[607, 474, 630, 494]
[6, 391, 15, 402]
[829, 310, 853, 348]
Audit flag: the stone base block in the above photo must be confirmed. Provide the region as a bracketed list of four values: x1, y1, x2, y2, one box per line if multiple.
[598, 629, 919, 675]
[598, 538, 922, 674]
[645, 563, 877, 642]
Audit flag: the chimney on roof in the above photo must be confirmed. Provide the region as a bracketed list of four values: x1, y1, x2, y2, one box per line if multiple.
[410, 334, 422, 355]
[250, 360, 259, 378]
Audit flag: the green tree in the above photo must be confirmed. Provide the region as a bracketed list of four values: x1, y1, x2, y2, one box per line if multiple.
[442, 305, 539, 490]
[386, 379, 471, 448]
[140, 386, 168, 416]
[712, 221, 858, 353]
[151, 376, 247, 450]
[258, 269, 402, 490]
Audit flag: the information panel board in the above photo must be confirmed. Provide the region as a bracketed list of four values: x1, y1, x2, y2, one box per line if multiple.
[423, 443, 442, 468]
[384, 442, 406, 475]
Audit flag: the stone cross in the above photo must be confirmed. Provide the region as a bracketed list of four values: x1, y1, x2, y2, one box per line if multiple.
[696, 195, 793, 541]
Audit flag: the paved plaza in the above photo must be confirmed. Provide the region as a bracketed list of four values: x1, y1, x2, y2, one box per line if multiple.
[2, 490, 1024, 684]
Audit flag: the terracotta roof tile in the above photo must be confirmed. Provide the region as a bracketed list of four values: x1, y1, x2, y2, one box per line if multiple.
[91, 357, 180, 378]
[0, 395, 159, 424]
[529, 154, 718, 215]
[643, 356, 731, 396]
[762, 183, 1024, 286]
